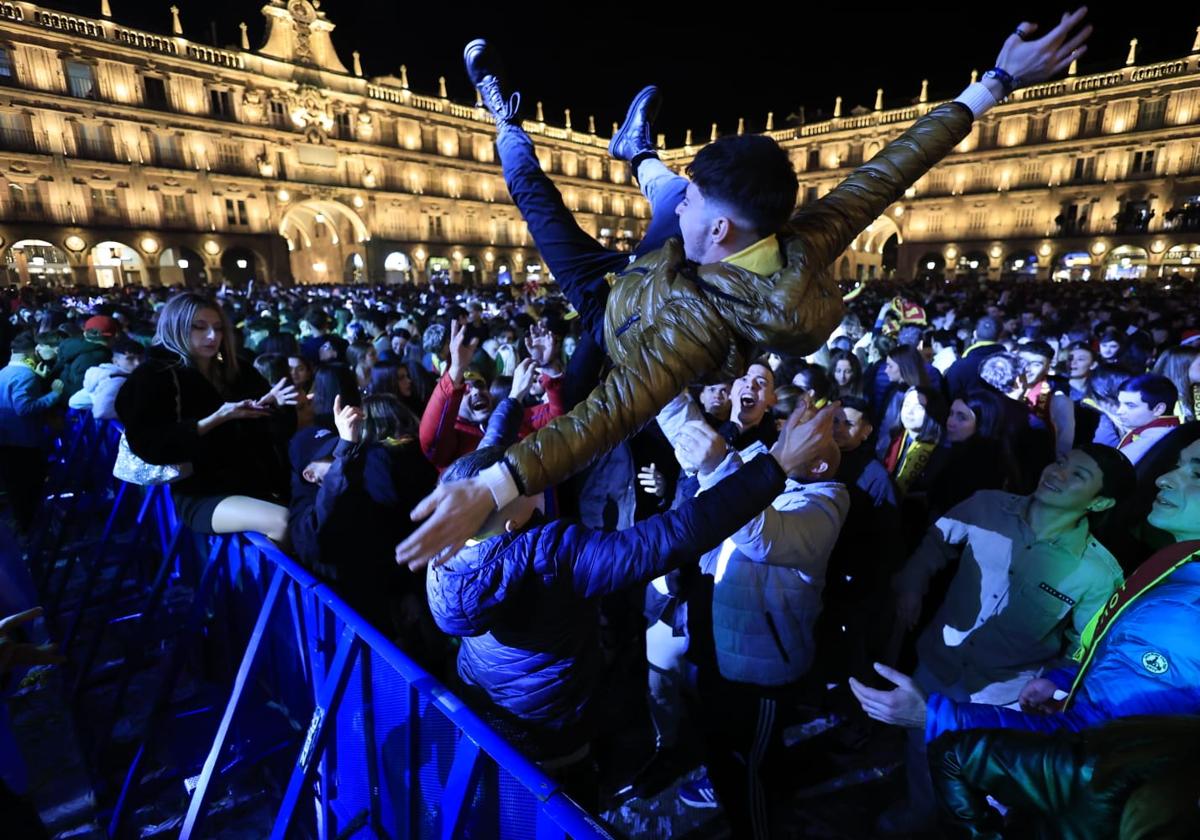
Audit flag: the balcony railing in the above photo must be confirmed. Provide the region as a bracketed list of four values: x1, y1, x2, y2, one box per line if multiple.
[69, 137, 128, 163]
[0, 126, 49, 154]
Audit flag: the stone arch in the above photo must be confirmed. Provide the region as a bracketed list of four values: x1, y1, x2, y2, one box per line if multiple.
[383, 250, 413, 284]
[89, 240, 145, 287]
[220, 245, 268, 288]
[4, 239, 75, 286]
[280, 198, 370, 284]
[160, 246, 208, 286]
[1162, 243, 1200, 279]
[1002, 249, 1039, 280]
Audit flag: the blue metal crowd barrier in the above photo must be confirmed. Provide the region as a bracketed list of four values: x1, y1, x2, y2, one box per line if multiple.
[32, 414, 613, 839]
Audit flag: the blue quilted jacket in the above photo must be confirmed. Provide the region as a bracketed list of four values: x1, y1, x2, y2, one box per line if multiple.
[427, 454, 786, 758]
[926, 553, 1200, 743]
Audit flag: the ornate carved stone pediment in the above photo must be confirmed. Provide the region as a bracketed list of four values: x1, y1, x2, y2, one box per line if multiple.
[259, 0, 349, 74]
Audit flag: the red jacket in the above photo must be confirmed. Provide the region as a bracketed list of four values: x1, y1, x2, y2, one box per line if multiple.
[419, 372, 566, 470]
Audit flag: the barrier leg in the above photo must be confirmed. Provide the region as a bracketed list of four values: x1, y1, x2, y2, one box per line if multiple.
[440, 737, 485, 840]
[179, 565, 287, 840]
[269, 626, 360, 840]
[106, 537, 227, 837]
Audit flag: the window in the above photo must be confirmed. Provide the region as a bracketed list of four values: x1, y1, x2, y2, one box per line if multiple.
[335, 111, 351, 138]
[90, 187, 119, 220]
[144, 76, 168, 109]
[75, 123, 109, 159]
[0, 47, 13, 83]
[224, 198, 248, 226]
[1021, 161, 1042, 185]
[1072, 156, 1096, 182]
[9, 182, 33, 212]
[209, 89, 233, 118]
[152, 132, 181, 167]
[1131, 149, 1156, 175]
[269, 100, 286, 127]
[431, 214, 445, 238]
[1015, 207, 1037, 230]
[162, 193, 188, 221]
[927, 212, 944, 234]
[217, 142, 241, 172]
[65, 60, 96, 99]
[1137, 99, 1166, 131]
[806, 149, 821, 171]
[804, 186, 818, 204]
[969, 209, 988, 231]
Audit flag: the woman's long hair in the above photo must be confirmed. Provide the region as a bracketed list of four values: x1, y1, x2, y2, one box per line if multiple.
[890, 385, 947, 446]
[153, 291, 239, 388]
[361, 393, 419, 444]
[827, 348, 864, 399]
[310, 363, 361, 421]
[887, 345, 930, 390]
[1153, 345, 1199, 422]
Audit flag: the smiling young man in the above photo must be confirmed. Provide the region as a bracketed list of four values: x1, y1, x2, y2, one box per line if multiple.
[1115, 373, 1180, 465]
[854, 440, 1200, 835]
[873, 443, 1133, 832]
[396, 12, 1094, 570]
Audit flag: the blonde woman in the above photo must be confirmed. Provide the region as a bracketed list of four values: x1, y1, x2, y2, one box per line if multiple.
[116, 292, 297, 540]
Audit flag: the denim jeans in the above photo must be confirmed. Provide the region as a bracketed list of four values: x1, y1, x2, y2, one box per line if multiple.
[495, 123, 687, 350]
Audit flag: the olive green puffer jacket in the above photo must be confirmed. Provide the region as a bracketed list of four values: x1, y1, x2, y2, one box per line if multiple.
[505, 101, 975, 496]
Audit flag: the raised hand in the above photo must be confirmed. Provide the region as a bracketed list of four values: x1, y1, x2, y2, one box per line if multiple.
[769, 403, 838, 476]
[995, 8, 1092, 87]
[638, 463, 666, 498]
[509, 357, 537, 401]
[675, 420, 729, 476]
[258, 377, 300, 408]
[447, 320, 479, 386]
[395, 476, 496, 571]
[332, 393, 364, 443]
[525, 324, 559, 369]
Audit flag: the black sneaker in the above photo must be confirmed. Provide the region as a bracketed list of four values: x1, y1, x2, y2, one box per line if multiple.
[609, 85, 661, 162]
[463, 38, 520, 126]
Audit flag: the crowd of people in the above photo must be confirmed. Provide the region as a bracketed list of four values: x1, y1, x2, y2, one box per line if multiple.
[3, 9, 1199, 838]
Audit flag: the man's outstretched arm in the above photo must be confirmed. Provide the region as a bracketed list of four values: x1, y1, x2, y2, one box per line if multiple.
[395, 300, 734, 570]
[791, 9, 1091, 269]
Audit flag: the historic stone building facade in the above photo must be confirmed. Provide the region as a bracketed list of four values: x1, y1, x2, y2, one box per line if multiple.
[1, 1, 1199, 288]
[665, 32, 1200, 284]
[0, 0, 649, 286]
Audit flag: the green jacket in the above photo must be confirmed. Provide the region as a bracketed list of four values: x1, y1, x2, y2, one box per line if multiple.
[931, 715, 1200, 839]
[56, 335, 112, 396]
[504, 101, 976, 496]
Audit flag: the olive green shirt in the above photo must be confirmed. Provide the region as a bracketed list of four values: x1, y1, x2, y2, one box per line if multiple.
[896, 490, 1123, 705]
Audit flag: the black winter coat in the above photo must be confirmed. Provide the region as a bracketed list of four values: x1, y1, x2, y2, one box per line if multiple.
[115, 346, 288, 501]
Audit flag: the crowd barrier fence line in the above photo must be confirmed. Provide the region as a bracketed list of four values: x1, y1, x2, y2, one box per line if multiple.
[31, 411, 613, 840]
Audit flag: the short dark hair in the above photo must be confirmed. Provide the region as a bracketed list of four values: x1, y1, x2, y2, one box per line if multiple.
[9, 331, 35, 355]
[838, 394, 869, 414]
[1019, 339, 1055, 361]
[441, 445, 507, 485]
[975, 316, 1002, 342]
[302, 306, 330, 331]
[686, 135, 798, 238]
[112, 338, 145, 357]
[1119, 374, 1178, 414]
[1076, 443, 1135, 503]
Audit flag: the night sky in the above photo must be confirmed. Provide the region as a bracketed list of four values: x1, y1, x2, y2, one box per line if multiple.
[39, 2, 1200, 142]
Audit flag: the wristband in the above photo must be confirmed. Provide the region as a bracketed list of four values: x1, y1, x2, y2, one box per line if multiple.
[982, 66, 1018, 98]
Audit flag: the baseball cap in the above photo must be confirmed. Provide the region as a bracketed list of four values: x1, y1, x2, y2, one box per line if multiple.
[289, 427, 339, 472]
[83, 315, 119, 337]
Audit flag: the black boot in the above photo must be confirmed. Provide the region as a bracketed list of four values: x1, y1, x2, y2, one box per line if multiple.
[609, 85, 661, 162]
[463, 38, 520, 126]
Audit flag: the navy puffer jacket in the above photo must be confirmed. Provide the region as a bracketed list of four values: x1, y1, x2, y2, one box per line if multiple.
[427, 454, 787, 758]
